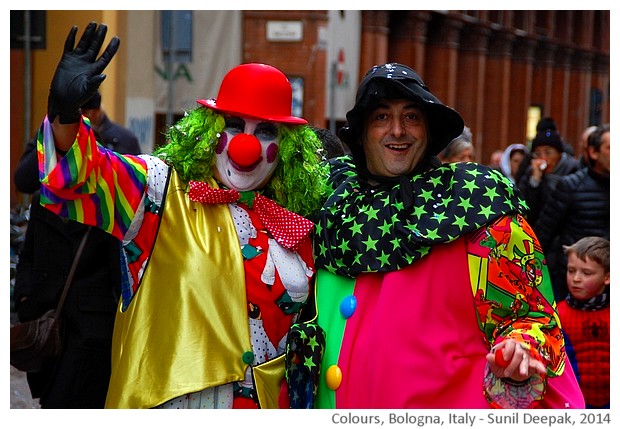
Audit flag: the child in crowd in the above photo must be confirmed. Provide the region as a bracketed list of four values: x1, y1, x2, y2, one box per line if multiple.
[557, 236, 610, 409]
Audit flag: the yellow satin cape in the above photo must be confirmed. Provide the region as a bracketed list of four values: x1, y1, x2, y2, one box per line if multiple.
[105, 170, 284, 408]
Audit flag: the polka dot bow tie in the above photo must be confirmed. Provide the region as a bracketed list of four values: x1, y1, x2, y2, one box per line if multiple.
[188, 180, 314, 251]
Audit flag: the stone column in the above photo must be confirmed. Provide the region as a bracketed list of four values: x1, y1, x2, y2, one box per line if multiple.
[455, 24, 490, 161]
[531, 44, 557, 122]
[359, 11, 390, 80]
[424, 14, 463, 107]
[389, 11, 431, 72]
[482, 30, 515, 164]
[567, 50, 594, 148]
[551, 46, 574, 145]
[509, 37, 537, 145]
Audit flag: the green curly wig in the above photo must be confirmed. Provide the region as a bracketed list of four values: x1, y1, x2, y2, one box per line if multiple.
[154, 106, 330, 218]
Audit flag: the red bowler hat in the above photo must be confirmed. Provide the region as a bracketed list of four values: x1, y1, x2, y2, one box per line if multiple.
[197, 63, 307, 125]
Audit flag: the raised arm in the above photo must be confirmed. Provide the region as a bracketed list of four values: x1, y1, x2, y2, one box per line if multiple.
[48, 22, 119, 151]
[38, 22, 149, 240]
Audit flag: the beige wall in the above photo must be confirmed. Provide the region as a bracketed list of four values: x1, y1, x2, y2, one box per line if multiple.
[31, 11, 128, 132]
[126, 11, 157, 100]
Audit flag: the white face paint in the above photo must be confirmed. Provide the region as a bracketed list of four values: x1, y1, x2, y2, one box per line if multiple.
[213, 116, 280, 191]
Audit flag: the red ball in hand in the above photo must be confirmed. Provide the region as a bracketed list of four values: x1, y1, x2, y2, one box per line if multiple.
[494, 348, 509, 367]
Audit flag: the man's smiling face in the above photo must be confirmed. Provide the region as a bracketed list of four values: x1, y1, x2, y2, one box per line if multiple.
[362, 99, 428, 177]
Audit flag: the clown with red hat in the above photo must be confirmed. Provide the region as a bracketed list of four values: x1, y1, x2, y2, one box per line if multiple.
[37, 22, 328, 408]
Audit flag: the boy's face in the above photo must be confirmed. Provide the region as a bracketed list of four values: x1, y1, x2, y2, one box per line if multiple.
[566, 253, 610, 301]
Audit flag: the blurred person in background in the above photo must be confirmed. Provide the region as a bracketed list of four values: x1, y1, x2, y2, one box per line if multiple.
[488, 149, 503, 170]
[578, 125, 598, 169]
[438, 125, 474, 163]
[499, 143, 529, 184]
[517, 128, 580, 228]
[80, 90, 141, 155]
[311, 126, 349, 159]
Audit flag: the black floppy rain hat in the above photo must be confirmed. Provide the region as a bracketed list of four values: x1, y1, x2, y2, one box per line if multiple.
[338, 63, 464, 158]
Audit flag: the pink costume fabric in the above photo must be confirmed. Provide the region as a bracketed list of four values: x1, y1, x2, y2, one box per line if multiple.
[328, 237, 583, 408]
[335, 237, 491, 408]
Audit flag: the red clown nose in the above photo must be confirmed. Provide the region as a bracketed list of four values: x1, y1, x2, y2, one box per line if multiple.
[228, 134, 262, 167]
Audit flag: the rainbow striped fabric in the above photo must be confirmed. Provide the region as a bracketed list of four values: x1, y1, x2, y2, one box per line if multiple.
[37, 117, 148, 240]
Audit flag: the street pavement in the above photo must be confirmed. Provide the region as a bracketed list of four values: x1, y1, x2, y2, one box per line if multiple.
[9, 311, 41, 409]
[10, 365, 40, 409]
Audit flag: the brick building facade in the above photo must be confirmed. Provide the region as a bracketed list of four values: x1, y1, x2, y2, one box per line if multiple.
[10, 10, 610, 206]
[243, 10, 610, 164]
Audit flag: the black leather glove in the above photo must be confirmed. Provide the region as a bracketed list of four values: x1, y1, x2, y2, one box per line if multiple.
[48, 22, 120, 124]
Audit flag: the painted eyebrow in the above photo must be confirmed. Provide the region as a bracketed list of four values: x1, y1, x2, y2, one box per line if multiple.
[256, 121, 278, 131]
[224, 116, 245, 125]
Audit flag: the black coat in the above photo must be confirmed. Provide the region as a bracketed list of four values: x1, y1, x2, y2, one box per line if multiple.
[517, 153, 581, 228]
[535, 167, 610, 301]
[12, 123, 137, 407]
[13, 192, 121, 408]
[94, 113, 141, 155]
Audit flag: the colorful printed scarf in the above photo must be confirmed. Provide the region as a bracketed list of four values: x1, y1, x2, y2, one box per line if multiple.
[314, 156, 529, 276]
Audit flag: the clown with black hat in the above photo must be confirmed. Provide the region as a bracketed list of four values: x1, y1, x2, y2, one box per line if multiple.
[308, 63, 583, 409]
[37, 22, 328, 409]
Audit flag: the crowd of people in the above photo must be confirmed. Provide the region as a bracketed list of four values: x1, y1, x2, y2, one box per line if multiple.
[11, 21, 609, 410]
